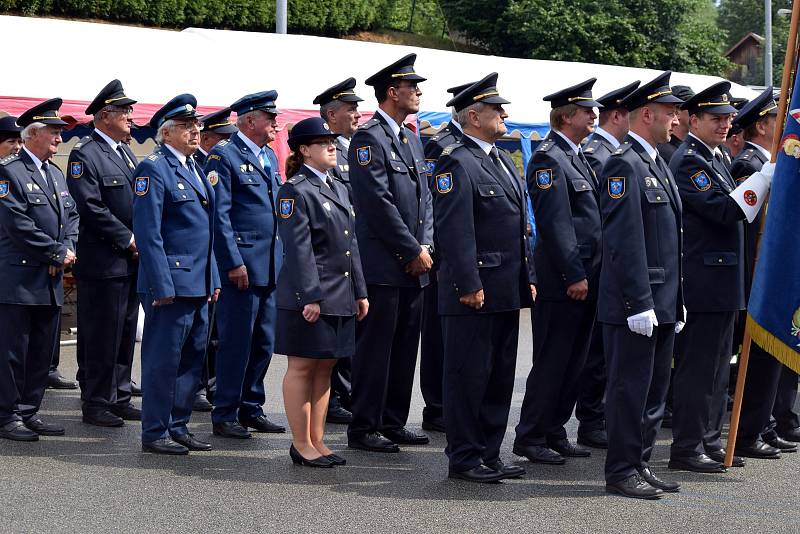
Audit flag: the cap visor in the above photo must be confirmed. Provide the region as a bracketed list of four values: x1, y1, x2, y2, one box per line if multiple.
[209, 124, 238, 134]
[481, 95, 511, 105]
[576, 100, 603, 108]
[655, 95, 684, 104]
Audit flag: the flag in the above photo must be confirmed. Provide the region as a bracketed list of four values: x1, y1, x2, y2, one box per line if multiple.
[746, 85, 800, 372]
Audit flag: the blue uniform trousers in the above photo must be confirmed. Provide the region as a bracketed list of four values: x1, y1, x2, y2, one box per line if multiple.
[140, 296, 208, 443]
[212, 285, 276, 423]
[420, 277, 444, 422]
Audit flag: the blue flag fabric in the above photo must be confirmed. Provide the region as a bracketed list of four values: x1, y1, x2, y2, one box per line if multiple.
[747, 80, 800, 372]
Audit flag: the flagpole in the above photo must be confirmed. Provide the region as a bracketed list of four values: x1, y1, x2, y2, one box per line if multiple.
[724, 1, 800, 468]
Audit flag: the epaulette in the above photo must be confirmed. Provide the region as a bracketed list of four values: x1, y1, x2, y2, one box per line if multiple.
[72, 135, 95, 151]
[286, 173, 307, 185]
[147, 151, 163, 162]
[537, 140, 554, 152]
[614, 141, 633, 155]
[359, 118, 380, 130]
[441, 141, 463, 156]
[584, 138, 601, 153]
[217, 139, 230, 147]
[740, 148, 754, 161]
[0, 153, 19, 166]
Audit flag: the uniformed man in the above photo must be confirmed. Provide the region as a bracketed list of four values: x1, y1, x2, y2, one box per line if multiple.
[314, 77, 364, 424]
[668, 82, 747, 473]
[205, 91, 285, 438]
[66, 80, 141, 427]
[720, 96, 750, 170]
[513, 78, 602, 465]
[657, 85, 694, 164]
[134, 94, 220, 455]
[577, 80, 639, 449]
[598, 72, 685, 499]
[417, 80, 473, 434]
[0, 98, 79, 441]
[729, 88, 796, 458]
[346, 53, 434, 452]
[433, 72, 535, 482]
[192, 107, 237, 412]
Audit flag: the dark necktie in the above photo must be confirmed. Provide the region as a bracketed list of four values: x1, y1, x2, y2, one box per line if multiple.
[117, 145, 133, 169]
[490, 146, 519, 196]
[186, 157, 204, 193]
[578, 150, 598, 187]
[41, 162, 55, 194]
[398, 127, 416, 167]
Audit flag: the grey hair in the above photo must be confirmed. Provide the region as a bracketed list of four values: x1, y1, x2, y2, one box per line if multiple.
[455, 102, 485, 126]
[319, 100, 345, 122]
[236, 110, 264, 128]
[451, 108, 458, 121]
[155, 119, 177, 145]
[21, 122, 46, 141]
[93, 105, 118, 126]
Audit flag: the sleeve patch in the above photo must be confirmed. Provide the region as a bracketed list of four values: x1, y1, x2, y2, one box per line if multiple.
[69, 161, 83, 178]
[279, 198, 294, 218]
[135, 176, 149, 196]
[207, 170, 219, 186]
[535, 168, 553, 189]
[690, 170, 711, 191]
[0, 180, 9, 198]
[356, 146, 371, 166]
[435, 172, 453, 194]
[608, 177, 625, 198]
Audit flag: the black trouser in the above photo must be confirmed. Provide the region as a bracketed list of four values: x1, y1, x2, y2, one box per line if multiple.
[198, 303, 217, 399]
[442, 311, 519, 471]
[420, 278, 444, 422]
[603, 323, 674, 484]
[764, 366, 800, 438]
[736, 342, 782, 444]
[76, 275, 138, 412]
[515, 298, 596, 446]
[348, 285, 423, 437]
[0, 303, 60, 426]
[576, 323, 606, 435]
[671, 311, 737, 458]
[329, 358, 352, 411]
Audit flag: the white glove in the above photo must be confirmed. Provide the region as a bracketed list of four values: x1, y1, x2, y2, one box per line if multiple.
[730, 166, 771, 223]
[627, 309, 658, 337]
[675, 306, 687, 333]
[759, 162, 775, 185]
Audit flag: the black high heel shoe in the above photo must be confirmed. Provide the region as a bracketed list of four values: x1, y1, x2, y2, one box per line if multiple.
[290, 444, 334, 468]
[325, 453, 347, 466]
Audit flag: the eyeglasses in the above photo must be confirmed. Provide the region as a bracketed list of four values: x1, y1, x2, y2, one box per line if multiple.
[310, 138, 336, 147]
[174, 120, 202, 131]
[107, 106, 134, 116]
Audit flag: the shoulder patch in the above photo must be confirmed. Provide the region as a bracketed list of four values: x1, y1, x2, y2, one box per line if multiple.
[279, 198, 294, 218]
[134, 176, 149, 196]
[0, 154, 19, 166]
[435, 172, 453, 194]
[69, 161, 83, 178]
[0, 180, 8, 198]
[536, 141, 554, 152]
[535, 168, 553, 189]
[608, 177, 625, 198]
[424, 159, 436, 176]
[207, 170, 219, 186]
[208, 153, 221, 161]
[690, 170, 711, 191]
[356, 146, 372, 166]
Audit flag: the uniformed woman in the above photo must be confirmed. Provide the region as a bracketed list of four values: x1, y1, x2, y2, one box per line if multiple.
[0, 117, 22, 158]
[276, 117, 369, 468]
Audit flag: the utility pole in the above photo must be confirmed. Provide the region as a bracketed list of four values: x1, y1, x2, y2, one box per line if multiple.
[407, 0, 417, 32]
[277, 0, 287, 34]
[766, 0, 773, 86]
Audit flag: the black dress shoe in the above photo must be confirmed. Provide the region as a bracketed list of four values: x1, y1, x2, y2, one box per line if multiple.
[325, 453, 347, 466]
[706, 448, 745, 467]
[485, 459, 526, 479]
[83, 410, 124, 427]
[778, 427, 800, 442]
[0, 421, 39, 441]
[668, 454, 727, 473]
[193, 394, 213, 412]
[421, 417, 446, 433]
[213, 421, 252, 439]
[326, 405, 353, 424]
[512, 443, 565, 465]
[24, 417, 64, 436]
[172, 433, 212, 451]
[548, 439, 591, 458]
[130, 381, 143, 397]
[735, 439, 782, 459]
[448, 465, 505, 483]
[637, 466, 680, 492]
[577, 429, 608, 449]
[765, 435, 798, 452]
[290, 445, 334, 467]
[240, 415, 285, 433]
[606, 474, 663, 500]
[110, 404, 141, 421]
[381, 427, 429, 445]
[47, 372, 77, 390]
[348, 432, 400, 453]
[142, 438, 188, 455]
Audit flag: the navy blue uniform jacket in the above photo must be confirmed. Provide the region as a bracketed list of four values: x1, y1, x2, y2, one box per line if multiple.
[0, 151, 79, 306]
[432, 138, 535, 315]
[729, 143, 767, 296]
[583, 132, 616, 177]
[276, 166, 367, 315]
[348, 114, 433, 288]
[598, 138, 684, 325]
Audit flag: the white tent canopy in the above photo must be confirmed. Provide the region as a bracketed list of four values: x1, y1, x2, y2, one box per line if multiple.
[0, 14, 759, 125]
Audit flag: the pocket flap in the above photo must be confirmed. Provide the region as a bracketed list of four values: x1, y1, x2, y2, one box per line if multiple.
[703, 252, 738, 266]
[26, 193, 48, 205]
[477, 184, 505, 197]
[645, 190, 669, 203]
[234, 231, 259, 245]
[570, 179, 592, 192]
[476, 251, 502, 268]
[101, 175, 127, 187]
[388, 159, 409, 174]
[170, 189, 194, 202]
[647, 267, 666, 284]
[236, 173, 261, 185]
[167, 255, 192, 270]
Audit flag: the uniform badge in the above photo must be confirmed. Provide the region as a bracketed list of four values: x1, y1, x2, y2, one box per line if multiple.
[0, 180, 8, 198]
[240, 164, 247, 172]
[323, 201, 332, 211]
[135, 176, 149, 196]
[69, 161, 83, 178]
[435, 172, 453, 194]
[535, 169, 553, 189]
[690, 170, 711, 191]
[207, 170, 219, 186]
[425, 159, 436, 176]
[279, 198, 294, 218]
[744, 189, 758, 206]
[26, 183, 33, 192]
[608, 177, 625, 198]
[357, 146, 371, 166]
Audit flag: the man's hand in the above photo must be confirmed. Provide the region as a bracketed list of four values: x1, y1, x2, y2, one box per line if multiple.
[209, 288, 221, 303]
[356, 298, 369, 321]
[460, 289, 485, 310]
[302, 302, 321, 323]
[48, 265, 59, 277]
[566, 278, 588, 301]
[228, 265, 249, 290]
[63, 249, 77, 268]
[530, 284, 537, 302]
[128, 240, 139, 260]
[405, 247, 433, 277]
[153, 296, 175, 307]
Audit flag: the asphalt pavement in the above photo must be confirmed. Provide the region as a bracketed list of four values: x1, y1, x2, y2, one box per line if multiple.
[1, 309, 797, 532]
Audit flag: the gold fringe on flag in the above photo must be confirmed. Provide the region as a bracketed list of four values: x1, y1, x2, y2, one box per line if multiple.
[746, 313, 800, 374]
